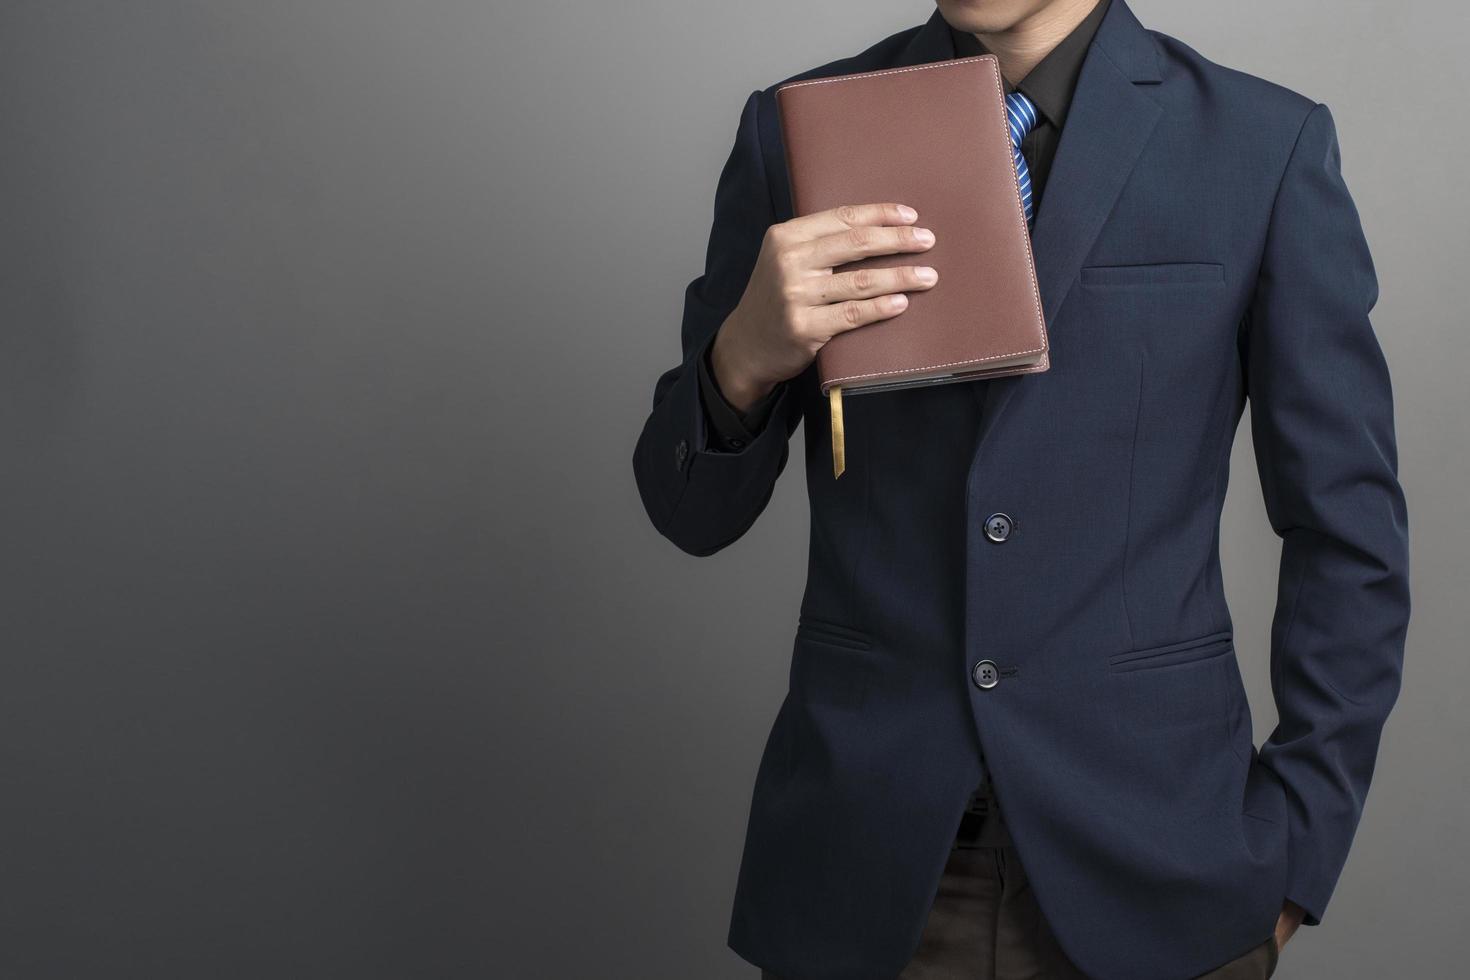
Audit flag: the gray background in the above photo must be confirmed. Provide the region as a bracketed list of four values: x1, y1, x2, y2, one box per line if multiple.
[0, 1, 1464, 977]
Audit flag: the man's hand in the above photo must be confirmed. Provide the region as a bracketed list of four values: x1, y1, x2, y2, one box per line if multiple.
[708, 202, 938, 412]
[1274, 899, 1307, 952]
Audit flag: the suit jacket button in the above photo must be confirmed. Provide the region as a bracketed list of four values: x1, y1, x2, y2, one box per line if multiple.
[984, 513, 1014, 543]
[674, 439, 689, 470]
[972, 659, 1000, 689]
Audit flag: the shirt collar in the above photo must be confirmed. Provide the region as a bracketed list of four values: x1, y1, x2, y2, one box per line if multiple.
[949, 0, 1111, 129]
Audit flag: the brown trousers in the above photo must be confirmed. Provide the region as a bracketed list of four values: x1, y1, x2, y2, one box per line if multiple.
[760, 782, 1279, 980]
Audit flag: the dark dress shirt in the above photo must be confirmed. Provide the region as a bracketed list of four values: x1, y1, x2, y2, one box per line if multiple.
[695, 0, 1112, 453]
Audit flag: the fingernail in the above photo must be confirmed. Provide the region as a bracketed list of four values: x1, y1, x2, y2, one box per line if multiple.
[887, 294, 908, 311]
[915, 266, 938, 283]
[897, 205, 918, 221]
[914, 227, 935, 245]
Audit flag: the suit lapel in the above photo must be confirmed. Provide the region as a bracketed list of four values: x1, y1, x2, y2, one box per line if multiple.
[1027, 1, 1163, 330]
[973, 0, 1164, 442]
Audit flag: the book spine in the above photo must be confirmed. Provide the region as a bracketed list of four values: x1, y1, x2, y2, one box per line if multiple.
[774, 86, 838, 395]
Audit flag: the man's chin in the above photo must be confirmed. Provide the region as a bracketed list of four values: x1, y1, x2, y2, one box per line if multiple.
[936, 0, 1081, 36]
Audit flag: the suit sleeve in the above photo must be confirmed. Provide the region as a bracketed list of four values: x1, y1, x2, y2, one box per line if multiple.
[1242, 101, 1411, 927]
[631, 89, 803, 556]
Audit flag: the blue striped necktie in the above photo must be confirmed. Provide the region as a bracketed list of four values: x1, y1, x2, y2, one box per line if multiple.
[1005, 90, 1040, 225]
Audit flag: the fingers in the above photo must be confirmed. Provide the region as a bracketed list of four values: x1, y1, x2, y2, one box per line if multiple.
[794, 202, 919, 240]
[764, 201, 934, 271]
[759, 202, 939, 343]
[817, 291, 915, 337]
[805, 263, 938, 306]
[801, 258, 939, 339]
[803, 221, 935, 270]
[781, 202, 936, 269]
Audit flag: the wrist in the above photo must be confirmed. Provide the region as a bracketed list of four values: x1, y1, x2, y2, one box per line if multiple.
[710, 325, 777, 413]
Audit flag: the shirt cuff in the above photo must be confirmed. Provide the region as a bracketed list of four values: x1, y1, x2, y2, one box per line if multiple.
[696, 331, 782, 452]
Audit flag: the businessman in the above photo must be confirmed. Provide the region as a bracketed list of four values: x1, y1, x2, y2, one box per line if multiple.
[631, 0, 1410, 976]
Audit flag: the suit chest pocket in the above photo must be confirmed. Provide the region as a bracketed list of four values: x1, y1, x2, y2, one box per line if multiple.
[1080, 262, 1224, 287]
[1076, 261, 1234, 375]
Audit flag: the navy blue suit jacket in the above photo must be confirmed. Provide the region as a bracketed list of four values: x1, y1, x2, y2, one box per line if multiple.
[631, 2, 1410, 977]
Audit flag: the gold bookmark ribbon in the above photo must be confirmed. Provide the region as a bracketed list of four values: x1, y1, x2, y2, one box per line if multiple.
[828, 386, 845, 478]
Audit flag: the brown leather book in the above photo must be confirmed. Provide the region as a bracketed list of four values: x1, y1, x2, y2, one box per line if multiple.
[775, 55, 1049, 477]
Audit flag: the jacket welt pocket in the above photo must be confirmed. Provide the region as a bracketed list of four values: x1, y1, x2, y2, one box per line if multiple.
[795, 615, 871, 650]
[1080, 262, 1224, 287]
[1107, 630, 1233, 672]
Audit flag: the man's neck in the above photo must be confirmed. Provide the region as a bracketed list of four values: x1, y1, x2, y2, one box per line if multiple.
[966, 0, 1101, 84]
